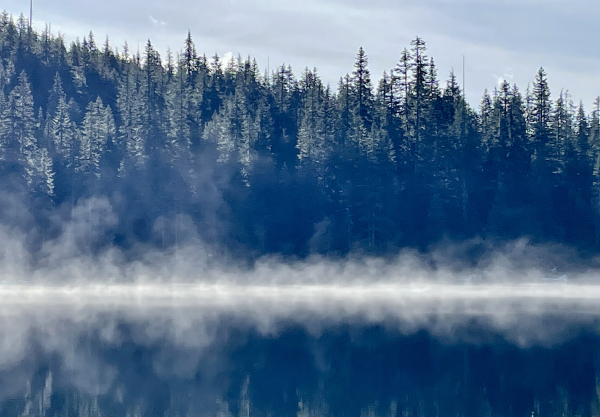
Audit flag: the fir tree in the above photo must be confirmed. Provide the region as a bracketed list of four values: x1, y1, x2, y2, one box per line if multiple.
[6, 71, 40, 189]
[351, 47, 374, 130]
[78, 96, 115, 179]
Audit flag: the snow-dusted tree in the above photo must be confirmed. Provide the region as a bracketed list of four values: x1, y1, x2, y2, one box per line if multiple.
[238, 112, 257, 181]
[0, 58, 14, 93]
[0, 90, 7, 158]
[46, 72, 66, 118]
[117, 67, 147, 173]
[49, 94, 76, 162]
[78, 96, 115, 179]
[34, 147, 55, 195]
[5, 71, 49, 191]
[394, 48, 412, 134]
[253, 93, 274, 154]
[6, 71, 36, 153]
[143, 40, 166, 154]
[164, 63, 191, 164]
[203, 74, 261, 183]
[296, 68, 330, 172]
[203, 100, 234, 164]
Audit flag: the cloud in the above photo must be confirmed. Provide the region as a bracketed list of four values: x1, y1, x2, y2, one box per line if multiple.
[221, 51, 235, 69]
[492, 69, 514, 85]
[148, 15, 166, 26]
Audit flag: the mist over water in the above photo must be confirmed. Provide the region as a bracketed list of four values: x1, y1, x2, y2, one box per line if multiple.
[1, 197, 600, 416]
[4, 279, 600, 417]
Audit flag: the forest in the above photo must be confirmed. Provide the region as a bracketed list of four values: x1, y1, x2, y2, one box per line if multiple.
[4, 11, 600, 417]
[0, 11, 599, 259]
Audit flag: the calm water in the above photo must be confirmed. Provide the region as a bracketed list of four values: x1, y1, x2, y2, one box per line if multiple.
[0, 281, 599, 417]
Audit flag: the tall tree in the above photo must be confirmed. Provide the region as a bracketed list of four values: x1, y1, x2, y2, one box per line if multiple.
[78, 96, 115, 180]
[5, 71, 54, 195]
[351, 47, 374, 130]
[530, 67, 552, 178]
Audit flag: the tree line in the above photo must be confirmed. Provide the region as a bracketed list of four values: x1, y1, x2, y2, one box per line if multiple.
[1, 11, 599, 257]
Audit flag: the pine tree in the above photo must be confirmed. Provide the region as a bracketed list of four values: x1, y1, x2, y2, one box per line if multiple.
[336, 74, 353, 149]
[49, 94, 75, 163]
[410, 36, 429, 164]
[505, 84, 530, 202]
[78, 96, 115, 179]
[36, 146, 55, 195]
[576, 102, 591, 162]
[203, 99, 235, 164]
[296, 68, 328, 173]
[46, 72, 66, 119]
[571, 102, 593, 208]
[254, 91, 274, 155]
[164, 65, 192, 164]
[117, 65, 147, 173]
[531, 67, 552, 174]
[183, 31, 198, 81]
[549, 90, 572, 178]
[394, 48, 412, 132]
[0, 58, 14, 94]
[0, 89, 8, 159]
[351, 47, 374, 130]
[143, 40, 166, 154]
[479, 89, 493, 152]
[6, 71, 40, 188]
[392, 48, 412, 173]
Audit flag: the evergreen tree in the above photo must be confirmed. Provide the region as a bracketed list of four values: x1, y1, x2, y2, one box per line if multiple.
[479, 89, 493, 152]
[143, 40, 166, 154]
[78, 96, 115, 180]
[351, 47, 374, 130]
[116, 64, 147, 172]
[410, 36, 429, 174]
[183, 31, 198, 80]
[5, 71, 40, 189]
[203, 99, 234, 165]
[570, 102, 593, 211]
[0, 17, 599, 252]
[394, 48, 411, 134]
[164, 66, 192, 164]
[530, 67, 552, 176]
[35, 146, 55, 196]
[296, 68, 329, 173]
[48, 94, 76, 163]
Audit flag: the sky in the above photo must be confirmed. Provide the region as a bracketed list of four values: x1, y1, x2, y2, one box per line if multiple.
[3, 0, 600, 110]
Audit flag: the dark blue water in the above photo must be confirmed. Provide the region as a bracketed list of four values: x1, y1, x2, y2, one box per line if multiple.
[1, 308, 599, 417]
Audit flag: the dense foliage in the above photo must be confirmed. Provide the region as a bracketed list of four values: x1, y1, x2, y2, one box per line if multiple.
[1, 12, 600, 257]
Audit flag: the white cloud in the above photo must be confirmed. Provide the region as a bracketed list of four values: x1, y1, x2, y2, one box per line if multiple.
[221, 51, 234, 69]
[492, 69, 514, 85]
[149, 15, 166, 26]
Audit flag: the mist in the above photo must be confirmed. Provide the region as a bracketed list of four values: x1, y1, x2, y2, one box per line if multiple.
[0, 196, 599, 416]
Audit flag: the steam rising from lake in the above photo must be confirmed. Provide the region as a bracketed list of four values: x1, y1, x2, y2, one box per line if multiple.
[2, 278, 600, 345]
[1, 259, 600, 404]
[0, 280, 597, 315]
[2, 197, 600, 404]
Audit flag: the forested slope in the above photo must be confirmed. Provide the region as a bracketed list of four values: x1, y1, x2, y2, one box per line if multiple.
[1, 11, 599, 258]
